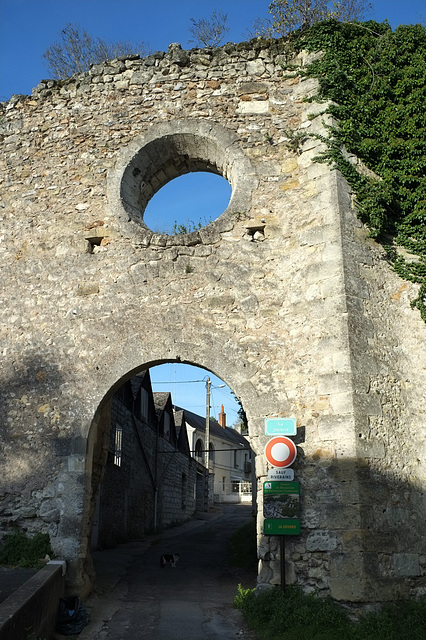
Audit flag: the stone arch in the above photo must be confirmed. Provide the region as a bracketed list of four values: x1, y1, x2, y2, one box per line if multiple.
[3, 38, 425, 606]
[81, 352, 259, 589]
[107, 119, 258, 245]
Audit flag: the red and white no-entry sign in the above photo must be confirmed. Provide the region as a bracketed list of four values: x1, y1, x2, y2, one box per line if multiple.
[264, 436, 297, 468]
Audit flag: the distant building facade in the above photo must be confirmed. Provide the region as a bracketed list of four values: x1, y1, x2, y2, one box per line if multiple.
[175, 404, 253, 506]
[91, 371, 199, 549]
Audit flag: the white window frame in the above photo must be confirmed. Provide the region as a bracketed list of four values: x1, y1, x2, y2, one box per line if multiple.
[114, 423, 123, 467]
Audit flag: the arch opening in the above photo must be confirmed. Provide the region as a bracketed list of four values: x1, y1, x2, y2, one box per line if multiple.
[121, 132, 233, 229]
[86, 360, 254, 559]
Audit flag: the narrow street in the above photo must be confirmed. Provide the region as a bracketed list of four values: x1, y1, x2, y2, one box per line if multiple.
[76, 504, 257, 640]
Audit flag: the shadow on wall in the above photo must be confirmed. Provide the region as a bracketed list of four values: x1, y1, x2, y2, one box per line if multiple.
[0, 356, 75, 538]
[0, 359, 425, 602]
[86, 368, 203, 552]
[281, 449, 426, 601]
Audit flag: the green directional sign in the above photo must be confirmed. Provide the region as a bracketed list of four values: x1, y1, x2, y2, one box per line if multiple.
[265, 417, 297, 436]
[263, 481, 300, 536]
[264, 519, 301, 535]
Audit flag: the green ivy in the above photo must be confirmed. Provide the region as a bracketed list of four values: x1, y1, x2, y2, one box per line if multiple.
[289, 20, 426, 319]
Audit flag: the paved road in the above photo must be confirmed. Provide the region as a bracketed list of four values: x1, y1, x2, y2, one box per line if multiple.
[77, 504, 257, 640]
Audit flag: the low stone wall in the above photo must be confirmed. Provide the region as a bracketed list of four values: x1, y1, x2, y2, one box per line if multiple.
[0, 561, 65, 640]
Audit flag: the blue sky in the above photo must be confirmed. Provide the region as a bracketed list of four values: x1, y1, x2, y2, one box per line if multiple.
[1, 0, 423, 422]
[144, 172, 232, 234]
[149, 363, 242, 425]
[0, 0, 424, 101]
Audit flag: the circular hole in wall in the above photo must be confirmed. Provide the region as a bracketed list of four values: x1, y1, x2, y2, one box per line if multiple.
[113, 121, 257, 245]
[143, 172, 232, 235]
[120, 131, 234, 235]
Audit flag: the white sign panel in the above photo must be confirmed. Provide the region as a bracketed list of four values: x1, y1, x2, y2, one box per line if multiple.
[268, 468, 295, 481]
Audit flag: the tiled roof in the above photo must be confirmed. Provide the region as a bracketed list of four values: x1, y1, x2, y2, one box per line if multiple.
[153, 392, 170, 415]
[130, 370, 149, 398]
[174, 405, 250, 449]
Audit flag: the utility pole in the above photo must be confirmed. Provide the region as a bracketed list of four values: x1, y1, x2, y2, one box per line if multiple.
[205, 377, 211, 469]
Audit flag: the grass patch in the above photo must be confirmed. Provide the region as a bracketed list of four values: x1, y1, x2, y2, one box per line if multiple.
[0, 529, 53, 569]
[234, 584, 351, 640]
[234, 584, 426, 640]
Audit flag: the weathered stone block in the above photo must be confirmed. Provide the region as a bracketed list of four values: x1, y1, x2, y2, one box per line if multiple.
[393, 554, 420, 577]
[236, 100, 270, 114]
[306, 530, 339, 552]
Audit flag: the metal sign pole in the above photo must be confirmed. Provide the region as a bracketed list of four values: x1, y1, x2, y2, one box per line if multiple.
[205, 378, 210, 469]
[280, 536, 286, 593]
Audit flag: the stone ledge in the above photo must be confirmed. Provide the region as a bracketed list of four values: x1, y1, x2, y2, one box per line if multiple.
[0, 561, 66, 640]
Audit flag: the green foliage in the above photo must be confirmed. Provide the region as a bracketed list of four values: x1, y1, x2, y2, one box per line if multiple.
[353, 599, 426, 640]
[234, 583, 255, 609]
[235, 585, 426, 640]
[291, 20, 426, 320]
[171, 218, 206, 235]
[283, 127, 311, 152]
[0, 529, 53, 568]
[234, 584, 352, 639]
[230, 391, 249, 432]
[152, 218, 208, 235]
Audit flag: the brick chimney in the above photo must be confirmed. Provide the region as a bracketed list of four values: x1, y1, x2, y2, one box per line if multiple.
[218, 404, 226, 428]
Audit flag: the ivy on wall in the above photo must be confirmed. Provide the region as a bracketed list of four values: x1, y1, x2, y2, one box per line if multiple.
[291, 20, 426, 319]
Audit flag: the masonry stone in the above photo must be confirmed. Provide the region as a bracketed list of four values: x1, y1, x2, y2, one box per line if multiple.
[0, 39, 425, 603]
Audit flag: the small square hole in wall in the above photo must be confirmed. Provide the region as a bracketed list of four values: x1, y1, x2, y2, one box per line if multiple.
[86, 237, 107, 254]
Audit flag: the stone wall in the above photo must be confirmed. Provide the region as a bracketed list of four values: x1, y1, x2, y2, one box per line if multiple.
[0, 39, 425, 601]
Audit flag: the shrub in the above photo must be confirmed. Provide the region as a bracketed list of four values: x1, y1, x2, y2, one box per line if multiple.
[0, 529, 53, 568]
[228, 520, 257, 572]
[234, 584, 352, 639]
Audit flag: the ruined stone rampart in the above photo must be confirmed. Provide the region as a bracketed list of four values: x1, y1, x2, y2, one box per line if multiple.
[0, 40, 425, 601]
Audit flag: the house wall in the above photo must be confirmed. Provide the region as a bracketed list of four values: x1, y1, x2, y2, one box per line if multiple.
[96, 396, 155, 547]
[0, 40, 425, 602]
[212, 438, 243, 496]
[184, 417, 252, 503]
[160, 449, 196, 528]
[95, 393, 197, 548]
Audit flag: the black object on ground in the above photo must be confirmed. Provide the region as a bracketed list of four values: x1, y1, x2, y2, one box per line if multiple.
[56, 596, 91, 635]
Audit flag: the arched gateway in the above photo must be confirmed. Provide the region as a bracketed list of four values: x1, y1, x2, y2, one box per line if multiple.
[1, 41, 425, 603]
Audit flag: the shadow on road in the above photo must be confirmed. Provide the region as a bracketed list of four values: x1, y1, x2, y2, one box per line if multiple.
[75, 504, 257, 640]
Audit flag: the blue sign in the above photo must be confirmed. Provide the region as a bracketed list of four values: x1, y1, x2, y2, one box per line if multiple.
[265, 417, 297, 436]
